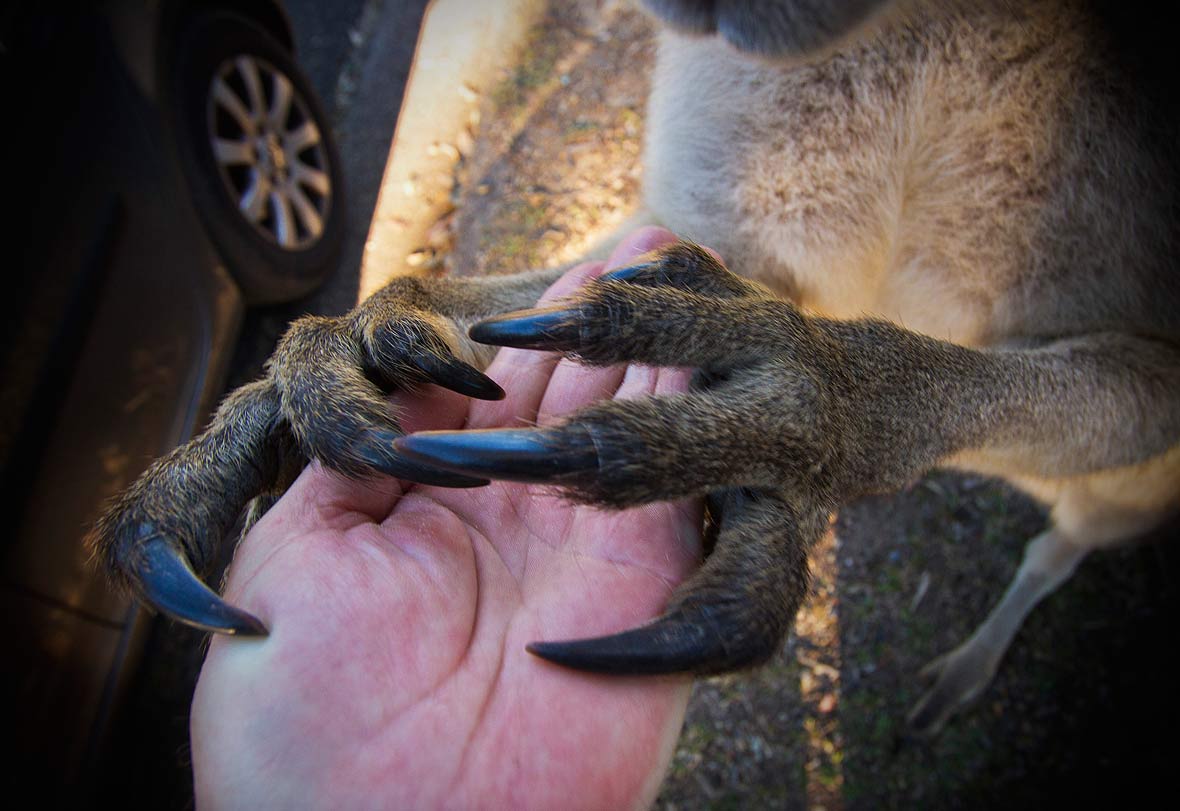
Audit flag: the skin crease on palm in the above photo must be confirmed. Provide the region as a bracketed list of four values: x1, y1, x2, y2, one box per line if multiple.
[191, 228, 707, 810]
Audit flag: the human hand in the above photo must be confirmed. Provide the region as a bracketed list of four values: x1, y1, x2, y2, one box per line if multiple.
[191, 228, 703, 809]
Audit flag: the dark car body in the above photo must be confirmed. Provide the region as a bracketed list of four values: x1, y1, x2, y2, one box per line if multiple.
[0, 0, 312, 793]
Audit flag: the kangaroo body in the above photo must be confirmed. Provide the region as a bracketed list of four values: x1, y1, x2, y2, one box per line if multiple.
[648, 2, 1176, 344]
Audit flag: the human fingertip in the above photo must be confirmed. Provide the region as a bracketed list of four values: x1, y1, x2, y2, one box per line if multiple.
[605, 226, 679, 271]
[654, 366, 695, 396]
[614, 364, 660, 400]
[540, 260, 607, 303]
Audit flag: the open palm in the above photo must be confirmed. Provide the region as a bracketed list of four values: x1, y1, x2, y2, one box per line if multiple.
[191, 230, 704, 809]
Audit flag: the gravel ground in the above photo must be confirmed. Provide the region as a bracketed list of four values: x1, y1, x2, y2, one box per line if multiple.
[422, 2, 1180, 807]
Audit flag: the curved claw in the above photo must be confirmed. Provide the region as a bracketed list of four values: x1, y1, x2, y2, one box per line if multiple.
[129, 535, 268, 636]
[526, 602, 768, 675]
[394, 427, 599, 483]
[598, 261, 657, 284]
[468, 307, 581, 351]
[409, 352, 505, 400]
[358, 429, 492, 487]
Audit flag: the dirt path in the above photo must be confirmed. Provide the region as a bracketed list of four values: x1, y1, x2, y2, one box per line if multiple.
[422, 2, 1180, 807]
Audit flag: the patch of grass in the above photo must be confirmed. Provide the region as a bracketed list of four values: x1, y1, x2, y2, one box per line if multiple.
[480, 199, 554, 267]
[564, 118, 601, 140]
[517, 200, 549, 230]
[491, 29, 563, 116]
[902, 612, 937, 649]
[494, 232, 529, 259]
[877, 563, 905, 594]
[618, 106, 642, 131]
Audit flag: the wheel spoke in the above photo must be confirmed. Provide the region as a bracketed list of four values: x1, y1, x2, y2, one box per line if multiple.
[284, 120, 321, 153]
[292, 162, 330, 195]
[235, 56, 267, 122]
[209, 57, 333, 250]
[212, 77, 255, 134]
[270, 189, 296, 247]
[269, 72, 293, 129]
[214, 137, 255, 167]
[287, 184, 324, 239]
[240, 172, 271, 223]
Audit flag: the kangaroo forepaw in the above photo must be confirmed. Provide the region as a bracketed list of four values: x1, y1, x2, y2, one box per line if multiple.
[270, 281, 505, 480]
[88, 379, 289, 633]
[468, 241, 805, 372]
[402, 246, 840, 512]
[90, 277, 512, 633]
[404, 244, 940, 677]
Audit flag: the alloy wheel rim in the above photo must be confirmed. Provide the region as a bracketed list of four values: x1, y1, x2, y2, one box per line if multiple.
[206, 55, 332, 250]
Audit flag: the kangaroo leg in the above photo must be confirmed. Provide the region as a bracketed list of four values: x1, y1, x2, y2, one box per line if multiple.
[397, 241, 1180, 678]
[906, 526, 1087, 736]
[909, 448, 1180, 734]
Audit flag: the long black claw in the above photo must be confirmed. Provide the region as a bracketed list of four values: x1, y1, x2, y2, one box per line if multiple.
[130, 536, 268, 636]
[394, 427, 599, 483]
[409, 352, 505, 400]
[527, 604, 770, 675]
[468, 307, 580, 350]
[598, 261, 656, 284]
[359, 430, 491, 487]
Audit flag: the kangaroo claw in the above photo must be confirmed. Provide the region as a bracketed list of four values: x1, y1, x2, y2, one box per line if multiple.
[395, 427, 599, 483]
[527, 602, 771, 675]
[468, 308, 581, 351]
[597, 261, 658, 284]
[409, 352, 506, 400]
[130, 535, 268, 636]
[357, 429, 492, 487]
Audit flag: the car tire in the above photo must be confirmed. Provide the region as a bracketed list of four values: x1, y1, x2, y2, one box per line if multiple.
[169, 10, 345, 305]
